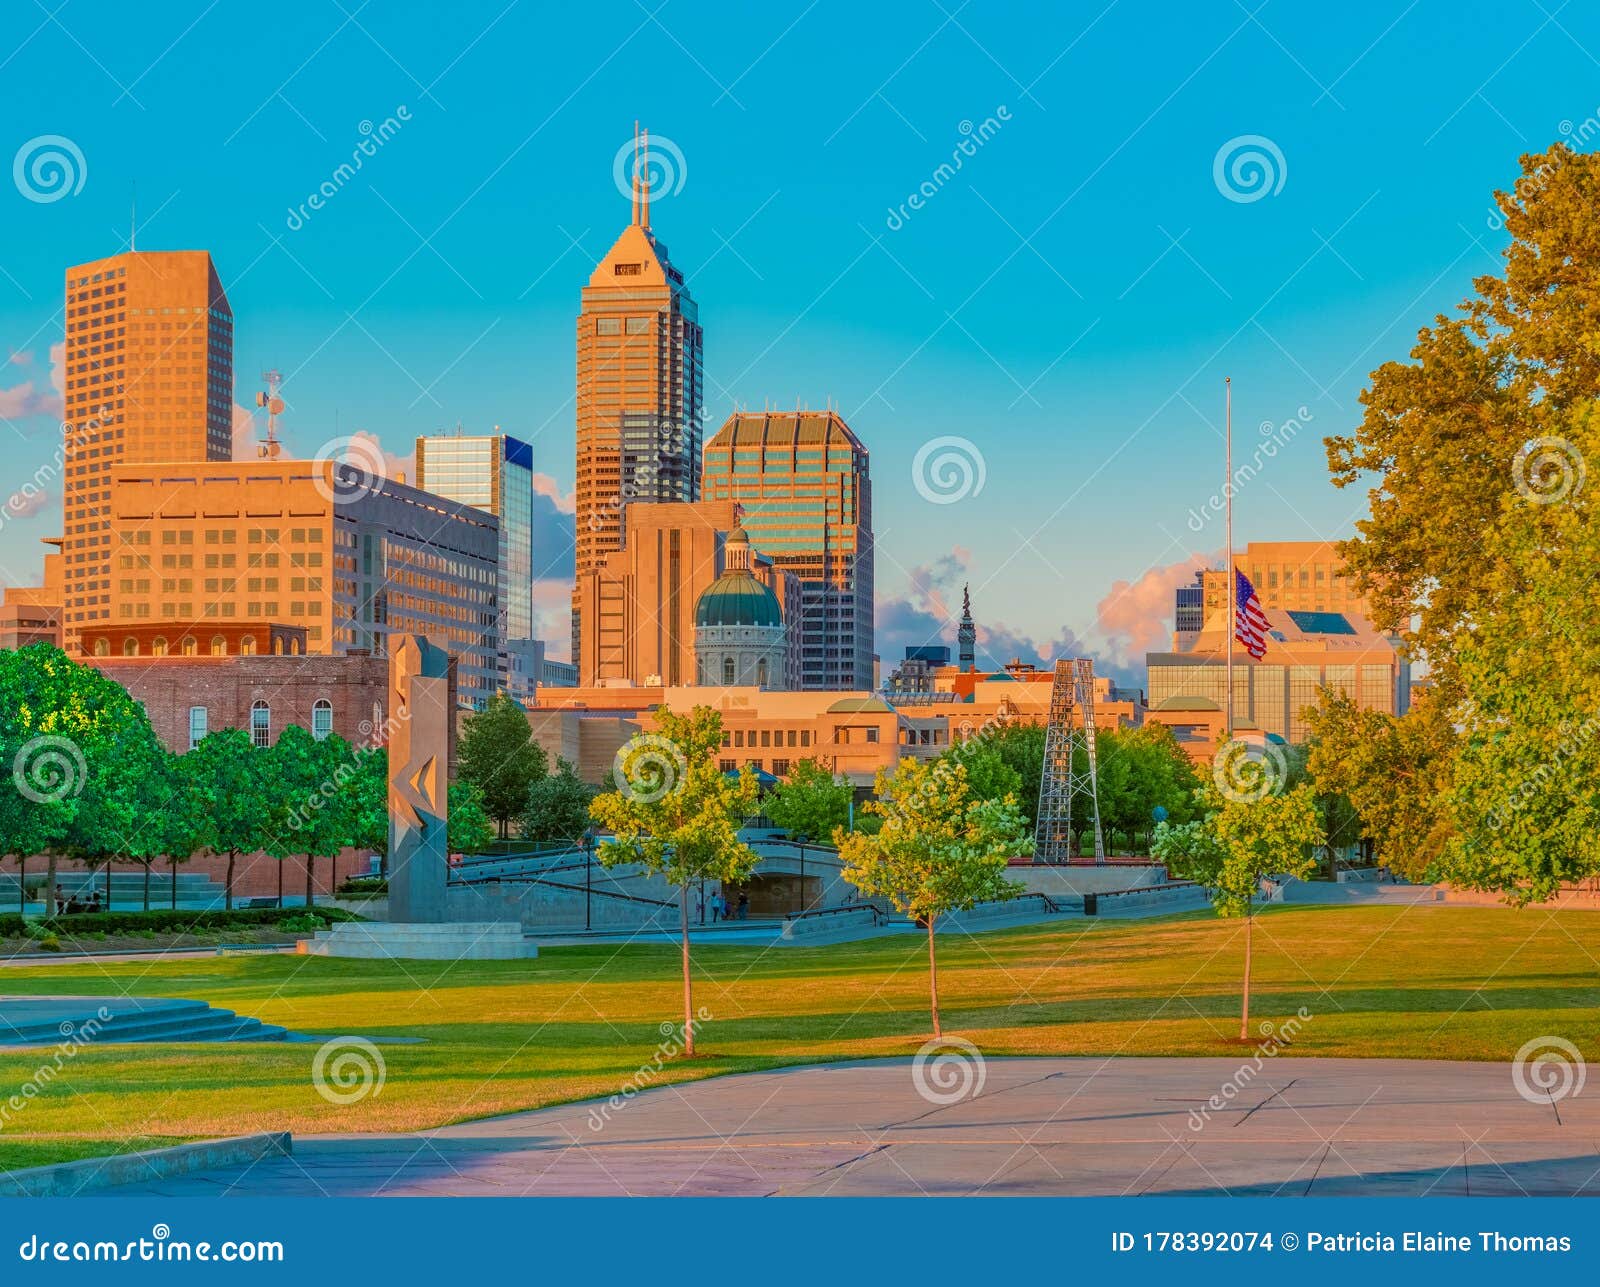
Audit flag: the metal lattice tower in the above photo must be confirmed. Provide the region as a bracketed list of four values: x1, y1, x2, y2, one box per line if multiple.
[1034, 658, 1106, 865]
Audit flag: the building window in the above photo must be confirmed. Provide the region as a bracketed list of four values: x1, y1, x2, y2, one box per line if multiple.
[312, 699, 333, 741]
[180, 636, 197, 656]
[251, 700, 271, 748]
[723, 657, 734, 685]
[187, 705, 208, 750]
[866, 727, 879, 743]
[210, 635, 227, 656]
[757, 658, 768, 687]
[122, 637, 139, 656]
[240, 634, 257, 656]
[92, 637, 110, 657]
[151, 635, 168, 657]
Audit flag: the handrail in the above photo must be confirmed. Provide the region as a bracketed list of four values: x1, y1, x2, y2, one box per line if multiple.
[1095, 880, 1200, 899]
[450, 872, 676, 910]
[785, 901, 888, 926]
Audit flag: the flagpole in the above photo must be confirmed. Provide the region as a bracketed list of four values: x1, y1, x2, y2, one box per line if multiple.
[1225, 376, 1234, 744]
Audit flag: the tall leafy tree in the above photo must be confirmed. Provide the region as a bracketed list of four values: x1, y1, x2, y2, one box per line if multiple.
[349, 748, 495, 863]
[1154, 787, 1324, 1040]
[839, 757, 1031, 1037]
[457, 693, 547, 837]
[590, 706, 761, 1056]
[0, 644, 158, 913]
[763, 758, 854, 843]
[264, 726, 358, 906]
[186, 727, 271, 910]
[519, 757, 595, 845]
[155, 750, 207, 910]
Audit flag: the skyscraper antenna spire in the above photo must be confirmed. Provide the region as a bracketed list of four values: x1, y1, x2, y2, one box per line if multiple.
[631, 121, 641, 225]
[640, 127, 651, 230]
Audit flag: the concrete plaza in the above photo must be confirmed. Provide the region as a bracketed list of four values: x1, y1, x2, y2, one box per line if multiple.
[102, 1056, 1599, 1197]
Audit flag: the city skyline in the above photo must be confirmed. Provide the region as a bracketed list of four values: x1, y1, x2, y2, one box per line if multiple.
[1, 3, 1591, 680]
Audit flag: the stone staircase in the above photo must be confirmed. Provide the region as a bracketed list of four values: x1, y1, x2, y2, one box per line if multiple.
[0, 996, 292, 1045]
[0, 870, 229, 906]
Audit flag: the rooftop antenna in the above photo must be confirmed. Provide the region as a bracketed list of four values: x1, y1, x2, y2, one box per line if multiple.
[631, 122, 641, 226]
[255, 369, 285, 459]
[640, 127, 651, 230]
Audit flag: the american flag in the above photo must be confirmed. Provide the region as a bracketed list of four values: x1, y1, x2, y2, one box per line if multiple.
[1233, 568, 1269, 659]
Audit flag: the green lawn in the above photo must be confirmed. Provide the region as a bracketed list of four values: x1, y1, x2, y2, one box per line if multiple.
[0, 903, 1596, 1172]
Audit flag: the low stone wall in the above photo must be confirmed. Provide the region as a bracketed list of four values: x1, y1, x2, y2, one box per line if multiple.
[1008, 864, 1170, 896]
[0, 1133, 290, 1197]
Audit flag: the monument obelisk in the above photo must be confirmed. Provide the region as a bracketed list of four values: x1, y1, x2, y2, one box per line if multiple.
[302, 634, 536, 960]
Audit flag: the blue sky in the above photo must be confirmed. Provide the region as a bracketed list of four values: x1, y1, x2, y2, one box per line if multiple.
[1, 0, 1594, 677]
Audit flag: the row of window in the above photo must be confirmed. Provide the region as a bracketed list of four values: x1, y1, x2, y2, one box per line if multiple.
[192, 699, 333, 750]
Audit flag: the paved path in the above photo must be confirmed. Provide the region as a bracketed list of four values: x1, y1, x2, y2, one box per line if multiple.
[102, 1057, 1600, 1197]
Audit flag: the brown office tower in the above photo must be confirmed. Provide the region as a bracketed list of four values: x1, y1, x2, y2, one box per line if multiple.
[59, 250, 233, 652]
[572, 128, 703, 663]
[704, 411, 874, 690]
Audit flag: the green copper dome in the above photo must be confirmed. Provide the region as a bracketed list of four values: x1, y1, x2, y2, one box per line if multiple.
[695, 528, 784, 629]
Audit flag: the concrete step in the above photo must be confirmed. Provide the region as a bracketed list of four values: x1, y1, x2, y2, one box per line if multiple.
[0, 997, 291, 1045]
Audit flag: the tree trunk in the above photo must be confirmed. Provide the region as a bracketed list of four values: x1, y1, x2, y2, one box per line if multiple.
[104, 862, 112, 912]
[304, 854, 314, 908]
[1238, 898, 1254, 1041]
[170, 858, 178, 910]
[142, 862, 150, 912]
[225, 850, 236, 911]
[46, 852, 57, 918]
[16, 856, 24, 914]
[927, 915, 942, 1038]
[680, 882, 696, 1057]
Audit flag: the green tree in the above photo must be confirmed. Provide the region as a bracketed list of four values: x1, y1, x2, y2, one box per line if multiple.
[838, 757, 1031, 1036]
[980, 721, 1046, 823]
[1304, 690, 1456, 881]
[944, 740, 1023, 807]
[155, 750, 207, 910]
[1435, 419, 1600, 904]
[519, 757, 595, 845]
[0, 644, 160, 913]
[1154, 787, 1323, 1039]
[457, 693, 547, 837]
[590, 706, 761, 1056]
[763, 758, 853, 843]
[186, 727, 271, 910]
[264, 727, 359, 907]
[447, 780, 495, 855]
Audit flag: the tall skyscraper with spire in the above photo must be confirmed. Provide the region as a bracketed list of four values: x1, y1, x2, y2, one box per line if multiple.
[572, 126, 704, 661]
[958, 584, 976, 671]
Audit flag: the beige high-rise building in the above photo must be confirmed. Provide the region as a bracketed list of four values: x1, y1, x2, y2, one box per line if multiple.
[1190, 540, 1371, 635]
[572, 130, 703, 662]
[59, 250, 234, 652]
[576, 500, 800, 689]
[704, 411, 874, 689]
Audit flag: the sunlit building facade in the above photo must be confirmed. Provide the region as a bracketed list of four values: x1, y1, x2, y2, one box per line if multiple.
[573, 137, 703, 663]
[58, 250, 234, 652]
[703, 411, 874, 690]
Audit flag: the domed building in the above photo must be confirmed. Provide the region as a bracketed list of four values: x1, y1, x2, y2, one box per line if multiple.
[695, 528, 789, 689]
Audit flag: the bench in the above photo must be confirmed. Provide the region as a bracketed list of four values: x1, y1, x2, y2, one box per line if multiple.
[239, 897, 281, 910]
